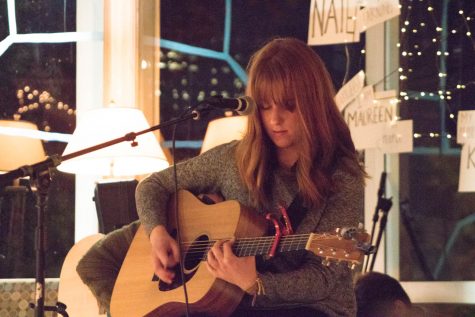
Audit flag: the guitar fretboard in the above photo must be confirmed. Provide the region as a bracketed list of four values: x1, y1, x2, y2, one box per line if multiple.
[232, 234, 311, 257]
[182, 234, 314, 261]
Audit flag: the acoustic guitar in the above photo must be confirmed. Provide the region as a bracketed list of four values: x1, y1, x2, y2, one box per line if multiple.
[111, 190, 370, 317]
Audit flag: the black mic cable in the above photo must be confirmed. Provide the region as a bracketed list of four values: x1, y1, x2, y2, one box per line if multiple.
[170, 107, 198, 317]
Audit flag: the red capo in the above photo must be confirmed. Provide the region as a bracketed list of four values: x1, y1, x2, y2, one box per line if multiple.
[279, 204, 294, 235]
[265, 204, 294, 257]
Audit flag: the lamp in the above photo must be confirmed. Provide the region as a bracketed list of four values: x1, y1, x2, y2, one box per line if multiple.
[0, 119, 46, 276]
[0, 120, 47, 172]
[200, 115, 248, 154]
[58, 107, 169, 177]
[57, 107, 169, 235]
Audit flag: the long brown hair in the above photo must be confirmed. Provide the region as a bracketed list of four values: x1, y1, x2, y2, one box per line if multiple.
[236, 37, 364, 209]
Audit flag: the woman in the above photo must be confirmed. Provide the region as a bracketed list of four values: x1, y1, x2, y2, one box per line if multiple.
[136, 37, 366, 316]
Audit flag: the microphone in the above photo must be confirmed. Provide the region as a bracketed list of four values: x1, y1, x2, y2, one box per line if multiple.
[204, 95, 255, 115]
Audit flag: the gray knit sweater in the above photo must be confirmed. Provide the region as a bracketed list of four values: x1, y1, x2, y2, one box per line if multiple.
[135, 141, 364, 317]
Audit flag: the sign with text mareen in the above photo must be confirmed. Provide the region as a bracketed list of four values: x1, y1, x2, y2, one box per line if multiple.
[344, 89, 413, 152]
[344, 90, 396, 150]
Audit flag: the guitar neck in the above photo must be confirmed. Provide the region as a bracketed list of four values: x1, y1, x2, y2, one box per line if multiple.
[234, 234, 312, 257]
[193, 234, 312, 259]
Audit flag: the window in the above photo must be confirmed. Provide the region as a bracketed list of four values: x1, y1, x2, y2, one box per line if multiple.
[0, 0, 77, 278]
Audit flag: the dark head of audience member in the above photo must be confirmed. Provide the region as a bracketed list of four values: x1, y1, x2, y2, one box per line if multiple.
[355, 272, 422, 317]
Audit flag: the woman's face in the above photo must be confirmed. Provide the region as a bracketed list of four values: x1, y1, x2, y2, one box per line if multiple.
[259, 100, 302, 153]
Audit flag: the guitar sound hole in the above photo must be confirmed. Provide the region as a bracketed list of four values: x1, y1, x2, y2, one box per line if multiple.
[184, 234, 209, 271]
[157, 234, 209, 292]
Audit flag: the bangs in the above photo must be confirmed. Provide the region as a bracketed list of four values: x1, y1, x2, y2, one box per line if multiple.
[252, 63, 295, 109]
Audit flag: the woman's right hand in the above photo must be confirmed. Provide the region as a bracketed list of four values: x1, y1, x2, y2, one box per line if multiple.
[149, 225, 180, 284]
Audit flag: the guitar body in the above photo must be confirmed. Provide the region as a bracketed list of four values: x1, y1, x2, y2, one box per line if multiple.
[110, 190, 267, 317]
[58, 233, 106, 317]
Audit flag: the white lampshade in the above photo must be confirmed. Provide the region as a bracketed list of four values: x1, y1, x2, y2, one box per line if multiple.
[201, 116, 248, 154]
[58, 107, 169, 177]
[0, 120, 46, 172]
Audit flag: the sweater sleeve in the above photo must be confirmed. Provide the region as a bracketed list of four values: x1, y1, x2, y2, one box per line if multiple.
[135, 142, 236, 235]
[254, 169, 364, 316]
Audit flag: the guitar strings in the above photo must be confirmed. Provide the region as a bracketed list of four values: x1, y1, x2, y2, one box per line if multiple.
[177, 234, 357, 262]
[179, 234, 348, 251]
[180, 241, 357, 262]
[179, 233, 336, 247]
[181, 242, 352, 255]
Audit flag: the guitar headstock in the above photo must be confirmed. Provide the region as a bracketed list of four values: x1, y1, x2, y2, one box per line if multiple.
[307, 226, 374, 269]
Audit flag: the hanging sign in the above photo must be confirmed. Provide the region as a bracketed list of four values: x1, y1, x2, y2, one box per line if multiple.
[344, 89, 396, 150]
[308, 0, 361, 45]
[358, 0, 401, 32]
[343, 89, 412, 153]
[458, 142, 475, 192]
[379, 119, 413, 153]
[308, 0, 400, 45]
[457, 110, 475, 192]
[335, 71, 366, 111]
[457, 110, 475, 144]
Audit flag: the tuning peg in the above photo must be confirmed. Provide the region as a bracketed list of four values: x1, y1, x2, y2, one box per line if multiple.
[340, 227, 357, 239]
[348, 262, 357, 270]
[322, 258, 332, 266]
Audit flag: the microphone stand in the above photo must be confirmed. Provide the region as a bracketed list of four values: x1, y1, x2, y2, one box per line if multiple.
[368, 195, 392, 272]
[363, 171, 393, 272]
[364, 171, 385, 272]
[0, 107, 206, 317]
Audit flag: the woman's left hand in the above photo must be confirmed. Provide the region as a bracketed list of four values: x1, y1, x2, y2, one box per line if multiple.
[206, 239, 257, 291]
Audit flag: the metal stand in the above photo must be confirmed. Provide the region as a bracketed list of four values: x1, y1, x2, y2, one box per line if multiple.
[31, 170, 50, 317]
[29, 302, 69, 317]
[364, 171, 393, 272]
[367, 196, 392, 272]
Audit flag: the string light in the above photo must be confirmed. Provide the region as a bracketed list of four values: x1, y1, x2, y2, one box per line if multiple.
[14, 85, 75, 133]
[396, 0, 475, 144]
[411, 132, 455, 140]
